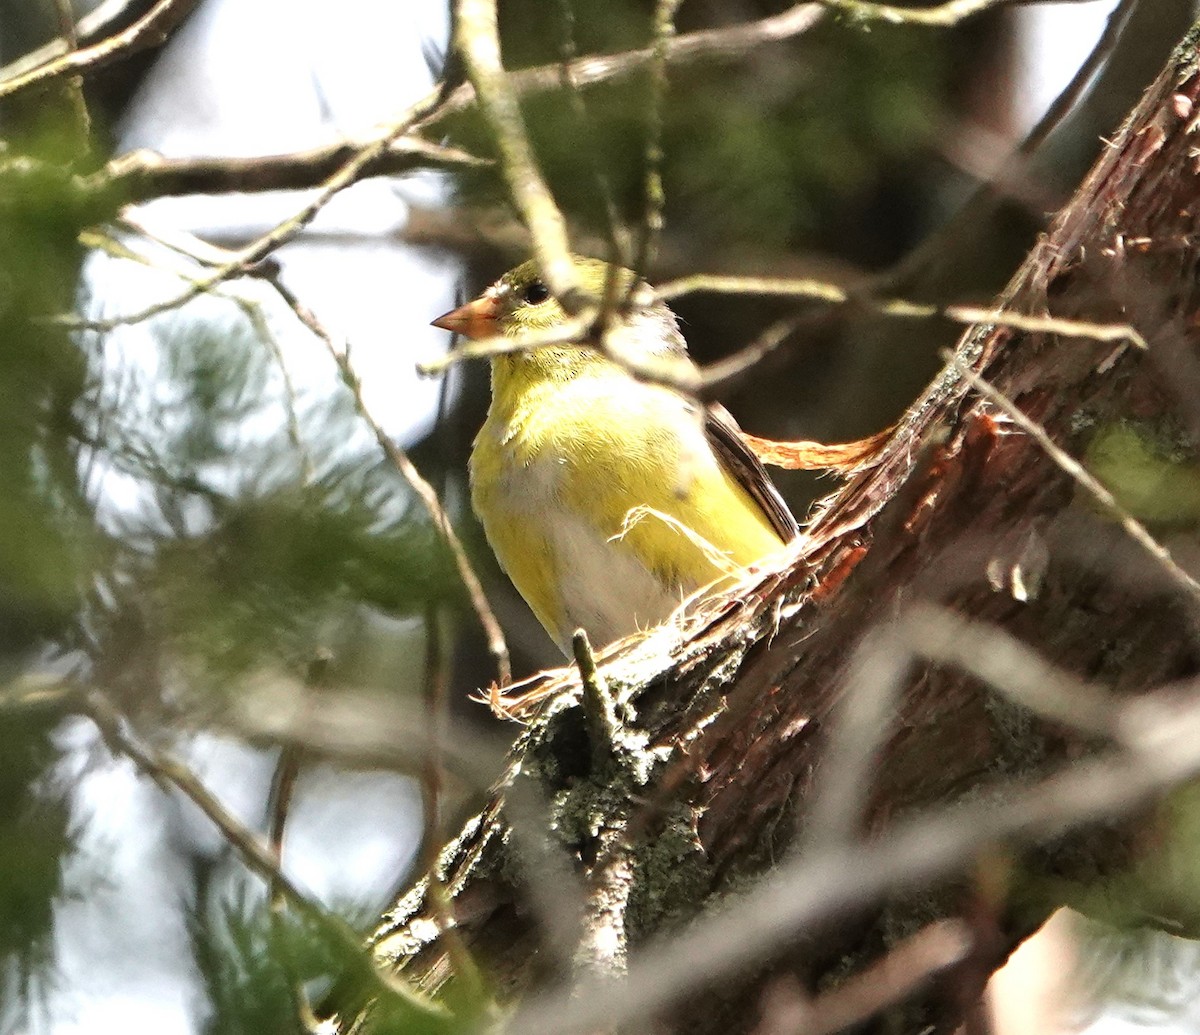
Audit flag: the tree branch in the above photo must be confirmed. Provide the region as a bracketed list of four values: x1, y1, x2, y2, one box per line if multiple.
[83, 690, 453, 1029]
[0, 0, 202, 100]
[100, 137, 489, 203]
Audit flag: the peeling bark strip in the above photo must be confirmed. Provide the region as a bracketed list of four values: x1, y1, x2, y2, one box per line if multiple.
[352, 23, 1200, 1035]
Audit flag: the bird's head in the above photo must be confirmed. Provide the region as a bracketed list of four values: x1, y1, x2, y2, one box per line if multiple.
[432, 256, 685, 367]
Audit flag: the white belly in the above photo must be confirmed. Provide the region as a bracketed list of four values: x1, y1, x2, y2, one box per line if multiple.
[482, 451, 685, 653]
[546, 506, 684, 652]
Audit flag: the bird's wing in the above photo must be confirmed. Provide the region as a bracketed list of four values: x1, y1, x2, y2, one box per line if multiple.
[703, 403, 799, 543]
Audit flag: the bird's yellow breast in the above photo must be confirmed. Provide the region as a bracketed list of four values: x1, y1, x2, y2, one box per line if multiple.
[470, 355, 784, 651]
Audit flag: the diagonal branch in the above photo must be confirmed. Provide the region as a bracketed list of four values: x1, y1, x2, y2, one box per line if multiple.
[67, 87, 458, 331]
[264, 273, 513, 688]
[454, 0, 579, 306]
[0, 0, 203, 99]
[510, 680, 1200, 1035]
[83, 689, 453, 1028]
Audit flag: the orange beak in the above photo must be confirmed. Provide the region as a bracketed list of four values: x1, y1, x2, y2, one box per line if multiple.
[431, 293, 501, 340]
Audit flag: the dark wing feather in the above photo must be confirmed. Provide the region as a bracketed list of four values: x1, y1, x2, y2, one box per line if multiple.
[704, 403, 799, 542]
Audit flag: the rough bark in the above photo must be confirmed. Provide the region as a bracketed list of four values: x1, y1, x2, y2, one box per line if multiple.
[353, 21, 1200, 1035]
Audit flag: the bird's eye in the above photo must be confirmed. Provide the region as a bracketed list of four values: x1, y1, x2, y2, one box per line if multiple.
[522, 281, 550, 305]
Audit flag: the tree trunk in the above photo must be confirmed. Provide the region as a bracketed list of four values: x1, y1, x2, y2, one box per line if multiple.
[352, 19, 1200, 1035]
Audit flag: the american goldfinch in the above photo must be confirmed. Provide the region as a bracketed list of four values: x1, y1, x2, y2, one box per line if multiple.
[433, 256, 797, 654]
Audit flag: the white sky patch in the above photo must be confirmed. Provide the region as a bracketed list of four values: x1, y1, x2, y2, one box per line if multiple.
[1013, 0, 1121, 132]
[83, 0, 460, 534]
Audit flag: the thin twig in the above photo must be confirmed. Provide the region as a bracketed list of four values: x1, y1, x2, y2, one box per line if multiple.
[751, 920, 972, 1035]
[267, 744, 301, 908]
[676, 277, 1147, 398]
[49, 0, 92, 144]
[234, 297, 314, 483]
[0, 0, 165, 81]
[266, 274, 512, 686]
[553, 0, 626, 263]
[224, 680, 503, 788]
[80, 223, 315, 482]
[952, 357, 1200, 605]
[82, 689, 452, 1027]
[633, 0, 684, 278]
[574, 629, 619, 770]
[417, 607, 489, 1010]
[266, 727, 308, 1026]
[437, 2, 826, 134]
[804, 619, 914, 848]
[880, 0, 1139, 291]
[456, 0, 579, 307]
[418, 315, 592, 376]
[12, 4, 827, 213]
[98, 137, 487, 203]
[658, 273, 1148, 354]
[266, 649, 331, 915]
[0, 0, 202, 99]
[808, 601, 1126, 846]
[422, 270, 1145, 404]
[907, 603, 1123, 737]
[67, 87, 459, 332]
[815, 0, 1012, 27]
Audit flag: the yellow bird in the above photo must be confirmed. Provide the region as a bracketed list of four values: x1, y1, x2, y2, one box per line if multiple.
[433, 257, 797, 654]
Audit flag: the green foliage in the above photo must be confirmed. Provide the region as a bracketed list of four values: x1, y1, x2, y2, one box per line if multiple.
[0, 705, 73, 1024]
[0, 121, 103, 1025]
[189, 885, 481, 1035]
[1086, 421, 1200, 527]
[78, 312, 463, 691]
[128, 474, 460, 682]
[0, 131, 103, 663]
[0, 104, 472, 1032]
[447, 6, 950, 259]
[190, 888, 361, 1035]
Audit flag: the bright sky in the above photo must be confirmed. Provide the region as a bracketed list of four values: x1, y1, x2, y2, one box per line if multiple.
[1015, 0, 1120, 130]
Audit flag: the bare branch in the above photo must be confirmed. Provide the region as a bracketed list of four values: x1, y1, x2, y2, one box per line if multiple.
[455, 0, 579, 306]
[471, 3, 825, 114]
[0, 0, 203, 100]
[632, 0, 684, 276]
[953, 356, 1200, 605]
[816, 0, 1020, 27]
[8, 4, 826, 210]
[66, 87, 458, 331]
[417, 608, 489, 1007]
[421, 269, 1146, 405]
[881, 0, 1139, 291]
[657, 274, 1151, 355]
[809, 602, 1127, 846]
[82, 690, 452, 1027]
[222, 680, 505, 788]
[751, 921, 973, 1035]
[49, 0, 92, 143]
[0, 0, 167, 81]
[552, 0, 625, 262]
[265, 273, 513, 688]
[100, 138, 489, 203]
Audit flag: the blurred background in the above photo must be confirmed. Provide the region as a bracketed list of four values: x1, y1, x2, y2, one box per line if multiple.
[0, 0, 1197, 1031]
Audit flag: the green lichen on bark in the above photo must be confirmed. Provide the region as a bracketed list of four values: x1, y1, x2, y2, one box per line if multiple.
[625, 802, 714, 941]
